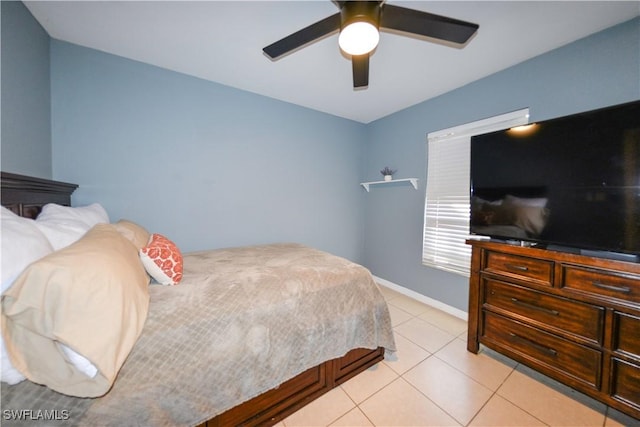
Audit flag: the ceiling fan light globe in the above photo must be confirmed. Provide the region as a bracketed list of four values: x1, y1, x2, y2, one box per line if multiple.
[338, 22, 379, 55]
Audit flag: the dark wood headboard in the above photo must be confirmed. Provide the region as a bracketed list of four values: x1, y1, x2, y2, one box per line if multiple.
[1, 172, 78, 219]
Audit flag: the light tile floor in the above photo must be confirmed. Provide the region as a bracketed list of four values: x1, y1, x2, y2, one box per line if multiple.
[277, 285, 640, 427]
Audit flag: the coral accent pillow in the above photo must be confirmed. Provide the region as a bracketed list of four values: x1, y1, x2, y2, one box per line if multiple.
[139, 234, 183, 285]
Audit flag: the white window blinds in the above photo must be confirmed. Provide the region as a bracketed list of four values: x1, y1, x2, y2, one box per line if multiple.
[422, 109, 530, 277]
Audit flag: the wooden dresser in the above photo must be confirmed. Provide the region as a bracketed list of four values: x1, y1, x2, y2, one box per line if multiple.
[467, 240, 640, 420]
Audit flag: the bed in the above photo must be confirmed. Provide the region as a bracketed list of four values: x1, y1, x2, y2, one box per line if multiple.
[0, 172, 395, 426]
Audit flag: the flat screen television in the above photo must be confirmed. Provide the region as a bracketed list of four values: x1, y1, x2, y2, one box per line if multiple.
[470, 100, 640, 261]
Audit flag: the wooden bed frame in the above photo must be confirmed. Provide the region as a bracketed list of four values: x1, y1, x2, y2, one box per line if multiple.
[1, 171, 385, 427]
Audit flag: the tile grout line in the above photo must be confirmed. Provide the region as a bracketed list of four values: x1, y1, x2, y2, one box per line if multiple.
[460, 362, 512, 427]
[388, 302, 467, 426]
[396, 372, 465, 426]
[488, 367, 551, 427]
[366, 287, 626, 426]
[388, 294, 545, 426]
[336, 384, 377, 427]
[388, 299, 466, 339]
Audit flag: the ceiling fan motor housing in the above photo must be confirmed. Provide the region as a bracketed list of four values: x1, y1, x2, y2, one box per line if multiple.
[340, 1, 381, 30]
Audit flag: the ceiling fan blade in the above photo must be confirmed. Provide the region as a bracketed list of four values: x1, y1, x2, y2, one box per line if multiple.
[352, 54, 369, 88]
[380, 4, 478, 45]
[263, 13, 341, 59]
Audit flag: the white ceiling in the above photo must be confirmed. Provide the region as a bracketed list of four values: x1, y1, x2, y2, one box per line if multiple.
[24, 1, 640, 123]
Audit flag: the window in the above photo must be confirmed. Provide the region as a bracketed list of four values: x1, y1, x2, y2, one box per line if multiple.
[422, 109, 529, 276]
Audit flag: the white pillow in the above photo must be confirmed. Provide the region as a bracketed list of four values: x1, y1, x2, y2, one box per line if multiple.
[35, 203, 110, 250]
[1, 206, 54, 385]
[1, 342, 26, 384]
[1, 207, 53, 293]
[37, 203, 109, 227]
[61, 345, 98, 378]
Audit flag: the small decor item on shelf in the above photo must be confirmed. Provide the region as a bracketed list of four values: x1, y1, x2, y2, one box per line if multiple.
[380, 167, 396, 181]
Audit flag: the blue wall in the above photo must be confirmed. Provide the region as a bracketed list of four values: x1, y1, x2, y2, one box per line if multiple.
[1, 1, 51, 178]
[4, 5, 639, 312]
[362, 17, 640, 311]
[50, 41, 368, 261]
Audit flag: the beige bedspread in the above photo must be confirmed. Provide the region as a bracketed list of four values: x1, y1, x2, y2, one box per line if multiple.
[1, 243, 395, 426]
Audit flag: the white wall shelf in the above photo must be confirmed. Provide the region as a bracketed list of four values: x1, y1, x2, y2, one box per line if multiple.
[360, 178, 418, 192]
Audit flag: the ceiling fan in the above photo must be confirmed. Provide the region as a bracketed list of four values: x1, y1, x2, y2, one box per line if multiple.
[263, 1, 479, 89]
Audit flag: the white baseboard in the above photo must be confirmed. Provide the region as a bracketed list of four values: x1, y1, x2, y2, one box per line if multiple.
[373, 275, 468, 321]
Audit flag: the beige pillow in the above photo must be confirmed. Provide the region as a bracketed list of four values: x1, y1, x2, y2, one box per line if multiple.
[113, 219, 151, 250]
[1, 224, 150, 397]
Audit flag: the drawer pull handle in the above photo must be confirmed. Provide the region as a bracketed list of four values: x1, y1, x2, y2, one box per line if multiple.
[509, 332, 558, 356]
[505, 264, 529, 272]
[510, 298, 560, 316]
[591, 281, 631, 294]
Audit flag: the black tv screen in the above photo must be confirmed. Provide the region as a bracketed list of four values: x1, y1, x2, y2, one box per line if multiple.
[470, 100, 640, 257]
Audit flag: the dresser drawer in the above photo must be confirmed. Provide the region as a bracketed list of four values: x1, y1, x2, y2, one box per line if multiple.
[610, 358, 640, 413]
[482, 311, 601, 388]
[484, 279, 604, 344]
[613, 311, 640, 358]
[484, 251, 553, 286]
[562, 265, 640, 304]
